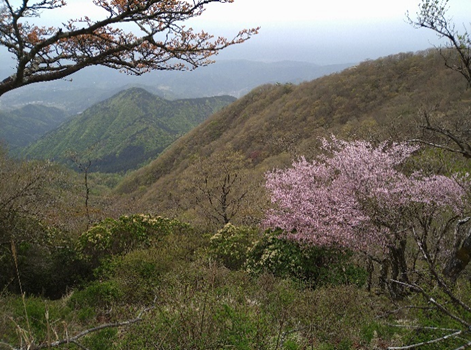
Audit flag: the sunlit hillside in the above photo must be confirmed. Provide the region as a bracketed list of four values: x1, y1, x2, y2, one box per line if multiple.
[116, 49, 471, 226]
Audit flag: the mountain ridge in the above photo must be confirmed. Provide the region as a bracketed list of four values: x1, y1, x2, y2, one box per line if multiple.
[21, 87, 236, 173]
[0, 59, 353, 114]
[114, 49, 471, 224]
[0, 105, 68, 152]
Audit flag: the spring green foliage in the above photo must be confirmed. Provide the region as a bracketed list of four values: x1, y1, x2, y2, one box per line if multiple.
[0, 104, 67, 152]
[21, 88, 235, 173]
[208, 224, 259, 270]
[2, 210, 471, 348]
[3, 225, 89, 298]
[79, 214, 192, 266]
[0, 214, 386, 349]
[245, 229, 368, 287]
[116, 50, 471, 221]
[208, 225, 368, 288]
[2, 50, 471, 349]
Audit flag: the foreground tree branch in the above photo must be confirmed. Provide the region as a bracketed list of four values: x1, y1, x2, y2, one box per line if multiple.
[443, 217, 471, 281]
[3, 306, 152, 350]
[408, 2, 471, 284]
[410, 110, 471, 159]
[0, 0, 259, 96]
[384, 223, 471, 349]
[387, 327, 463, 350]
[408, 0, 471, 87]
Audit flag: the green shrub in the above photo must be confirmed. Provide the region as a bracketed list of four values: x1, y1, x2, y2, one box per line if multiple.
[109, 248, 176, 304]
[213, 303, 262, 349]
[116, 262, 273, 350]
[78, 214, 192, 266]
[88, 224, 207, 304]
[246, 229, 367, 287]
[6, 296, 74, 346]
[0, 222, 91, 299]
[82, 328, 118, 350]
[69, 281, 123, 309]
[284, 284, 376, 348]
[208, 224, 259, 270]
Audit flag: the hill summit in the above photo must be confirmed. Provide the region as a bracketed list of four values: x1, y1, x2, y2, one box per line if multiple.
[22, 88, 235, 172]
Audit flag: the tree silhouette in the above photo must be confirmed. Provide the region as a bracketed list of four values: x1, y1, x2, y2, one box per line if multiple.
[0, 0, 258, 96]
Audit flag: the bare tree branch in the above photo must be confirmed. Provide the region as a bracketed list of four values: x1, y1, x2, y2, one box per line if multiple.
[388, 329, 463, 350]
[408, 0, 471, 86]
[391, 279, 471, 328]
[3, 306, 153, 350]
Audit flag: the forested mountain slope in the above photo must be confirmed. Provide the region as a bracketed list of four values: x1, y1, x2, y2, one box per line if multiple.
[22, 88, 235, 173]
[0, 105, 68, 152]
[116, 50, 471, 225]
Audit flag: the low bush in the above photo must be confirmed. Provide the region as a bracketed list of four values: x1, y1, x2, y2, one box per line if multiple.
[0, 222, 91, 299]
[116, 261, 379, 350]
[208, 223, 259, 270]
[78, 214, 193, 266]
[68, 280, 123, 309]
[246, 228, 368, 287]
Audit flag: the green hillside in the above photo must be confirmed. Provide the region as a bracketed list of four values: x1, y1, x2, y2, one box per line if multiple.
[3, 49, 471, 350]
[21, 88, 236, 173]
[116, 49, 471, 225]
[0, 104, 68, 152]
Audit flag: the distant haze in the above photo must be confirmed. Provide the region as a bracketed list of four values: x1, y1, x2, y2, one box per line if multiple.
[3, 0, 469, 65]
[193, 0, 469, 64]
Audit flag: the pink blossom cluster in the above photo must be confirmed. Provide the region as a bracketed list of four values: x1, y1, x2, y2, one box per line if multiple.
[264, 137, 466, 252]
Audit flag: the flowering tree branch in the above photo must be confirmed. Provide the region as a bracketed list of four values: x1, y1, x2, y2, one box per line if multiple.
[264, 137, 467, 297]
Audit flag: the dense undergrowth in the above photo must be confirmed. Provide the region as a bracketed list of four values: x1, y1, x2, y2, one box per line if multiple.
[2, 215, 470, 349]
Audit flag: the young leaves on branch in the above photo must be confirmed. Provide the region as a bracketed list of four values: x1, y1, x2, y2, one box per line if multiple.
[408, 0, 471, 86]
[0, 0, 259, 95]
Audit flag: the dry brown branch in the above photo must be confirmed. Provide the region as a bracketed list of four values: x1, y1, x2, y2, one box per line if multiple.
[388, 329, 463, 350]
[391, 279, 471, 328]
[3, 306, 153, 350]
[0, 0, 259, 96]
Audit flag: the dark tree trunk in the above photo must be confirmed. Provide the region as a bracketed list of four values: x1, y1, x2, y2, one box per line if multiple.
[444, 225, 471, 283]
[378, 239, 410, 299]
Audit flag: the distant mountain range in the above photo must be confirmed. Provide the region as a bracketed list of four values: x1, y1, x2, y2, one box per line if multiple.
[20, 88, 236, 172]
[0, 59, 352, 114]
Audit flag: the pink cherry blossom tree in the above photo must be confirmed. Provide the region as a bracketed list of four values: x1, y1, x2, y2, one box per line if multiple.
[264, 137, 467, 296]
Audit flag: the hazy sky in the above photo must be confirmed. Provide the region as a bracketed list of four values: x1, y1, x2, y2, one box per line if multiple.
[14, 0, 471, 65]
[191, 0, 469, 64]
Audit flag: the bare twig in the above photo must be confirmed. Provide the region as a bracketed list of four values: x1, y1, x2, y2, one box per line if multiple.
[454, 339, 471, 350]
[3, 306, 153, 350]
[388, 329, 463, 350]
[376, 305, 435, 319]
[390, 279, 471, 328]
[411, 228, 471, 315]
